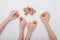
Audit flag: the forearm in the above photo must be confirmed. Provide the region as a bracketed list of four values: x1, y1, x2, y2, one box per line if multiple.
[25, 31, 32, 40]
[44, 23, 57, 40]
[0, 18, 10, 33]
[18, 29, 24, 40]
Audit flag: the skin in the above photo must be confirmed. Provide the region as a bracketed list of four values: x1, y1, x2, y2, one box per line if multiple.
[25, 21, 37, 40]
[0, 10, 57, 40]
[40, 12, 57, 40]
[18, 17, 27, 40]
[0, 9, 36, 40]
[18, 17, 37, 40]
[0, 10, 19, 34]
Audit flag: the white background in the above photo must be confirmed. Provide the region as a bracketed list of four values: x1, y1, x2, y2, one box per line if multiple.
[0, 0, 60, 40]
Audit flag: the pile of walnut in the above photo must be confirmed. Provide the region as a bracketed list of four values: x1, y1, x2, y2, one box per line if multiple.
[23, 7, 36, 15]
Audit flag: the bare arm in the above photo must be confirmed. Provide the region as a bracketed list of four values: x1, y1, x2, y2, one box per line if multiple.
[40, 12, 57, 40]
[25, 31, 32, 40]
[44, 23, 57, 40]
[0, 17, 10, 33]
[18, 17, 27, 40]
[18, 29, 24, 40]
[25, 21, 37, 40]
[0, 10, 19, 34]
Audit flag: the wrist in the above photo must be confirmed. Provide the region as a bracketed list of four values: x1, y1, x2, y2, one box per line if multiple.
[44, 23, 50, 27]
[20, 29, 24, 32]
[20, 25, 25, 30]
[20, 27, 25, 32]
[28, 30, 33, 33]
[7, 16, 13, 21]
[27, 31, 33, 36]
[43, 22, 49, 25]
[25, 31, 32, 40]
[19, 30, 24, 40]
[6, 17, 11, 22]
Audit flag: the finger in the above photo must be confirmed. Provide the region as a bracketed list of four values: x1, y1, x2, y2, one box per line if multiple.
[11, 10, 18, 14]
[10, 10, 19, 17]
[20, 17, 23, 21]
[12, 16, 17, 19]
[33, 20, 37, 25]
[15, 13, 19, 17]
[13, 13, 19, 17]
[40, 14, 45, 20]
[44, 12, 50, 18]
[40, 13, 45, 20]
[19, 17, 23, 24]
[47, 13, 50, 17]
[41, 13, 45, 17]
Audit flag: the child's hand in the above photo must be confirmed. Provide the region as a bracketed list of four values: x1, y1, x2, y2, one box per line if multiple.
[8, 10, 19, 21]
[27, 20, 37, 32]
[19, 17, 27, 40]
[19, 17, 27, 30]
[25, 21, 37, 40]
[40, 12, 50, 24]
